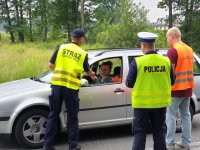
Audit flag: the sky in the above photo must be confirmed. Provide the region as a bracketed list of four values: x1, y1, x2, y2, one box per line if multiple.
[133, 0, 168, 22]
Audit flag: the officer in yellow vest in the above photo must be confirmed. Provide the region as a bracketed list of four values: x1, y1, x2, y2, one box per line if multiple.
[126, 32, 175, 150]
[43, 28, 96, 150]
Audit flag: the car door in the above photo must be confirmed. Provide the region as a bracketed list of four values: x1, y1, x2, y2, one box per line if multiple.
[125, 54, 142, 120]
[78, 56, 127, 127]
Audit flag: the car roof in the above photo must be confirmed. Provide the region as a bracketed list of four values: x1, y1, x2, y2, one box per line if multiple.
[87, 48, 168, 59]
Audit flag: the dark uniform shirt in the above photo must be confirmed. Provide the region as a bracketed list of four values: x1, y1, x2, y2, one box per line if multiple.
[126, 50, 175, 88]
[167, 48, 192, 97]
[50, 44, 90, 72]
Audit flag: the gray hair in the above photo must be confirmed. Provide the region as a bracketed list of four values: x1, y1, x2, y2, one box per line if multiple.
[167, 27, 181, 38]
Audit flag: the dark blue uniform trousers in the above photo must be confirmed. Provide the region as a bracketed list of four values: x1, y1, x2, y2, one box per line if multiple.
[44, 85, 79, 149]
[132, 108, 167, 150]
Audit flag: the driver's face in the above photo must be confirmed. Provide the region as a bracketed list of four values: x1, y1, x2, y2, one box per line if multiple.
[100, 65, 111, 76]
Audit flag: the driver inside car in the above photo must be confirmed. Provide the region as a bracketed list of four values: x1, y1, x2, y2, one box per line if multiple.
[94, 61, 113, 84]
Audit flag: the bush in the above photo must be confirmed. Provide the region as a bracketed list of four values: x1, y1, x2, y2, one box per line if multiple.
[95, 0, 152, 48]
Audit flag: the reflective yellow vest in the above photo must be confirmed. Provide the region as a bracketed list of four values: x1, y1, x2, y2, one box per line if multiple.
[51, 43, 87, 90]
[132, 54, 171, 108]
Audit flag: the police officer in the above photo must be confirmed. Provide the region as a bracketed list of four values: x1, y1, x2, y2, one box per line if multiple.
[126, 32, 175, 150]
[43, 28, 96, 150]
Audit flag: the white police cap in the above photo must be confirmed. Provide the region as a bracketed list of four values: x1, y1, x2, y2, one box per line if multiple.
[137, 32, 158, 43]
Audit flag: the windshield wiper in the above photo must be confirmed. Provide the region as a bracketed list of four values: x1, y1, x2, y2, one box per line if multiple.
[31, 77, 46, 83]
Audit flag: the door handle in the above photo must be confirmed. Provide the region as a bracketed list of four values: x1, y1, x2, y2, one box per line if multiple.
[114, 88, 125, 93]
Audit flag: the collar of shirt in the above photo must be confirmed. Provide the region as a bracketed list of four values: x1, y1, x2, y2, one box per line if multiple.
[72, 42, 78, 46]
[145, 50, 157, 55]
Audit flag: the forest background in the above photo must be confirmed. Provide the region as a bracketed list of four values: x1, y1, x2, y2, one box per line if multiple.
[0, 0, 199, 83]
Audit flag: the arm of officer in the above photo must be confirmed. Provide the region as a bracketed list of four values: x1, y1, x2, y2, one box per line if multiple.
[170, 64, 176, 85]
[167, 48, 177, 85]
[167, 48, 177, 70]
[48, 62, 55, 70]
[48, 45, 60, 70]
[84, 54, 97, 80]
[125, 59, 137, 88]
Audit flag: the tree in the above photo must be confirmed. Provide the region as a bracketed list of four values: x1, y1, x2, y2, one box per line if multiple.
[0, 0, 171, 46]
[0, 0, 15, 43]
[86, 0, 118, 24]
[9, 0, 26, 43]
[18, 0, 25, 42]
[25, 0, 33, 42]
[158, 0, 200, 52]
[0, 0, 33, 43]
[34, 0, 49, 41]
[80, 0, 84, 29]
[47, 0, 81, 41]
[168, 0, 172, 28]
[96, 0, 152, 48]
[84, 0, 120, 44]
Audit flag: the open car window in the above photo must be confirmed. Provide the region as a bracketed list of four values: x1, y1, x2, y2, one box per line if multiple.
[82, 57, 123, 86]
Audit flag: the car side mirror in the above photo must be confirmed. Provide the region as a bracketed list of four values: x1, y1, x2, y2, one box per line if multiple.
[81, 79, 89, 87]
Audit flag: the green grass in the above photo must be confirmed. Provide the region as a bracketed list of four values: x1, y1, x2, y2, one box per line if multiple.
[0, 39, 104, 83]
[0, 42, 53, 83]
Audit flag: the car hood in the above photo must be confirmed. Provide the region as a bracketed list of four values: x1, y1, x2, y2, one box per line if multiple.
[0, 78, 50, 98]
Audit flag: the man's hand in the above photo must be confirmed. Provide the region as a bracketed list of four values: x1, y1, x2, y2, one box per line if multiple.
[48, 62, 55, 70]
[91, 76, 98, 81]
[87, 69, 97, 80]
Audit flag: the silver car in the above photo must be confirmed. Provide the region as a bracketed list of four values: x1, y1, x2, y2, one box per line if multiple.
[0, 49, 200, 148]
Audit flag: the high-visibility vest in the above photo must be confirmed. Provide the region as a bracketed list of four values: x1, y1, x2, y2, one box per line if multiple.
[132, 54, 171, 108]
[172, 42, 194, 91]
[51, 43, 86, 90]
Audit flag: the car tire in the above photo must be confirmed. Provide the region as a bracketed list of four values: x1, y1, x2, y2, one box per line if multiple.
[14, 109, 49, 148]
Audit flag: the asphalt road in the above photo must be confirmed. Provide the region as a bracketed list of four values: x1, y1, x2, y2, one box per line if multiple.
[0, 114, 200, 150]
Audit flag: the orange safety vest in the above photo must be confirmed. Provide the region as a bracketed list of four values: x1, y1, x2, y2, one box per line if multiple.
[112, 76, 121, 83]
[172, 42, 194, 91]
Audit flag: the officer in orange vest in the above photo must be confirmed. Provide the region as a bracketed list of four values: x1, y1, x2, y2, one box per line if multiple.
[166, 27, 194, 150]
[43, 28, 96, 150]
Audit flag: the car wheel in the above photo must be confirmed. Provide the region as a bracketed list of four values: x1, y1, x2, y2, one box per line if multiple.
[14, 109, 48, 148]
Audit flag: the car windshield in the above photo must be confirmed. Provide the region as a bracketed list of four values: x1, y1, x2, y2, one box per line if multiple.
[31, 70, 52, 84]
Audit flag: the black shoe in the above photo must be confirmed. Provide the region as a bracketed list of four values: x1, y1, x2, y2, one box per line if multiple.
[43, 146, 56, 150]
[70, 144, 81, 150]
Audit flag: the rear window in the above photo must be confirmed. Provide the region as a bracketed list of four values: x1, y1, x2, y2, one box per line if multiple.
[128, 56, 141, 66]
[193, 58, 200, 74]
